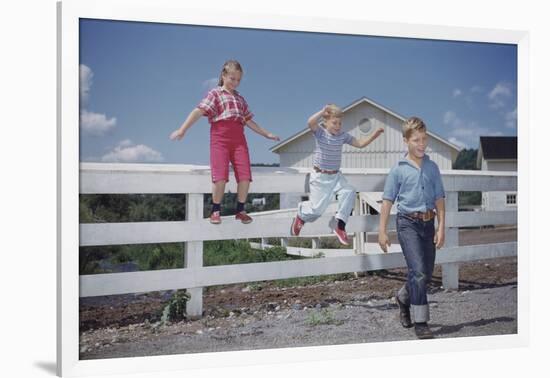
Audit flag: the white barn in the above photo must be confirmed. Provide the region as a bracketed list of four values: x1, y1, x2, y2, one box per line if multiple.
[271, 96, 462, 210]
[476, 136, 517, 211]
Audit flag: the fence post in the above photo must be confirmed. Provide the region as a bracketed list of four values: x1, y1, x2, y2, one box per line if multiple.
[185, 193, 204, 319]
[354, 193, 364, 254]
[442, 191, 459, 290]
[312, 237, 320, 250]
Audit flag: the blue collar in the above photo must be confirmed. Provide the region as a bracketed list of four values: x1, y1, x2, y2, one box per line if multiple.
[398, 153, 430, 168]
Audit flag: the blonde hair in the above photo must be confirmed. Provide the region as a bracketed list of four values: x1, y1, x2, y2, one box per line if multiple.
[218, 60, 243, 86]
[402, 116, 427, 139]
[323, 104, 343, 120]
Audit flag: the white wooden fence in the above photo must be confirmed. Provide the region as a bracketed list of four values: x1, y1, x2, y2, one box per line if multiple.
[79, 164, 517, 318]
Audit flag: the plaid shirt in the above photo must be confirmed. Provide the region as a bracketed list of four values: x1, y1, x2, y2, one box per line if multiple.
[197, 87, 253, 124]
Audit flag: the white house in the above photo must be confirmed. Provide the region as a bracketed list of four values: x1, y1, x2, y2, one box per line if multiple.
[476, 136, 517, 211]
[270, 96, 462, 210]
[252, 197, 266, 207]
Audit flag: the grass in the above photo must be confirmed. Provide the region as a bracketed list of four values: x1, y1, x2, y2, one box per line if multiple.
[305, 308, 343, 326]
[204, 240, 300, 266]
[272, 273, 354, 288]
[204, 272, 356, 295]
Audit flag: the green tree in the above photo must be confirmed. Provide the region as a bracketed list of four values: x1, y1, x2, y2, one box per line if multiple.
[452, 148, 481, 207]
[453, 148, 479, 170]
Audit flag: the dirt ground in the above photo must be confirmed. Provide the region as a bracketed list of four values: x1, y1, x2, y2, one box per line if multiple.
[80, 227, 517, 332]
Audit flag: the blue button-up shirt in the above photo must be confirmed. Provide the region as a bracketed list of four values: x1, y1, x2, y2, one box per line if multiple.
[382, 154, 445, 214]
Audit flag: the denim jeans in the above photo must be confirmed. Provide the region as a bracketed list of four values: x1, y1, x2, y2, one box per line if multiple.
[395, 213, 436, 323]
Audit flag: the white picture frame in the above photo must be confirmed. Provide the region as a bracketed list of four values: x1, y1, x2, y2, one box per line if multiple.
[57, 0, 529, 376]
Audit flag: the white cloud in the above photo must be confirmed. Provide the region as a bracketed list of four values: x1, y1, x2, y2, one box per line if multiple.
[489, 82, 512, 99]
[452, 89, 462, 97]
[488, 82, 513, 109]
[448, 137, 468, 150]
[443, 110, 502, 148]
[79, 64, 118, 136]
[505, 108, 517, 128]
[118, 139, 133, 147]
[80, 64, 93, 106]
[443, 111, 458, 125]
[202, 77, 219, 91]
[101, 140, 164, 163]
[470, 85, 483, 93]
[80, 110, 117, 136]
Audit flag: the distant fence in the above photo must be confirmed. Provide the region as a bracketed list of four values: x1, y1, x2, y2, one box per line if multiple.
[79, 164, 517, 318]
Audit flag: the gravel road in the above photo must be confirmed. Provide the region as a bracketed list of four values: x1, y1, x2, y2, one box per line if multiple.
[80, 281, 517, 359]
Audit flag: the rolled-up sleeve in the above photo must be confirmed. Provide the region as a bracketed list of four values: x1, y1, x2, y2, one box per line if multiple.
[197, 90, 218, 119]
[313, 127, 324, 138]
[344, 132, 354, 145]
[433, 164, 446, 200]
[240, 96, 254, 122]
[382, 166, 400, 202]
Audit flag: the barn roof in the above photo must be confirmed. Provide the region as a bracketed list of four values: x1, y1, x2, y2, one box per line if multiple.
[478, 136, 518, 160]
[270, 96, 462, 153]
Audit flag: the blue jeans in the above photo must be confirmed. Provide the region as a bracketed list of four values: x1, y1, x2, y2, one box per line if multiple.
[396, 213, 436, 323]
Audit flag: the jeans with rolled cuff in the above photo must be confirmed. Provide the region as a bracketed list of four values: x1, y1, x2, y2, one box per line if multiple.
[395, 213, 436, 323]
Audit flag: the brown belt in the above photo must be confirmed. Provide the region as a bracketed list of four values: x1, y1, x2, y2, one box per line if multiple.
[403, 209, 436, 222]
[313, 166, 339, 174]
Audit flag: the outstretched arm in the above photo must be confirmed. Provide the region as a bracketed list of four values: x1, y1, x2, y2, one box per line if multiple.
[170, 108, 205, 140]
[351, 127, 384, 148]
[245, 119, 280, 141]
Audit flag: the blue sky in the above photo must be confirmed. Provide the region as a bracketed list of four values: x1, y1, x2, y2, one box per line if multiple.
[79, 19, 517, 164]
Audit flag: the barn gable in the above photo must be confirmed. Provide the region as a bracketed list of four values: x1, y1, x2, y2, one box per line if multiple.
[271, 96, 461, 170]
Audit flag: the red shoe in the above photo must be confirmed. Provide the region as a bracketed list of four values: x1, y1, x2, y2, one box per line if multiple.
[290, 215, 305, 236]
[334, 227, 350, 245]
[235, 211, 253, 224]
[210, 211, 221, 224]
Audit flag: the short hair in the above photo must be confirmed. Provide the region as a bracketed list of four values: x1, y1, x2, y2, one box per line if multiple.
[323, 104, 343, 119]
[402, 116, 427, 139]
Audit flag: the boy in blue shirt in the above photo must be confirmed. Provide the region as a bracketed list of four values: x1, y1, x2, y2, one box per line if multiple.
[378, 116, 446, 339]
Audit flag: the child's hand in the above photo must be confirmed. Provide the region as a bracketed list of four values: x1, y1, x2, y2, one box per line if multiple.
[378, 232, 391, 253]
[321, 105, 331, 118]
[170, 129, 185, 141]
[434, 228, 445, 249]
[266, 133, 280, 141]
[374, 127, 385, 137]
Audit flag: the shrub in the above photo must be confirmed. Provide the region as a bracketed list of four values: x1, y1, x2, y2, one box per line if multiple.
[160, 290, 190, 324]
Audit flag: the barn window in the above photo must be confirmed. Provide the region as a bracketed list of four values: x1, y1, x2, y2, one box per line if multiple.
[358, 118, 372, 134]
[506, 194, 517, 205]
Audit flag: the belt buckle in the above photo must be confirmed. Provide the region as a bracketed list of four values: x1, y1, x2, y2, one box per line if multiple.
[422, 211, 430, 222]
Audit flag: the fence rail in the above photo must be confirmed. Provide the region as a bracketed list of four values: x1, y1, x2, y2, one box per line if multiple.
[80, 211, 517, 246]
[79, 164, 518, 318]
[80, 242, 516, 297]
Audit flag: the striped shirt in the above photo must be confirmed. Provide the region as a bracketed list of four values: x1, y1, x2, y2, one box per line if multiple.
[197, 87, 253, 125]
[312, 127, 354, 171]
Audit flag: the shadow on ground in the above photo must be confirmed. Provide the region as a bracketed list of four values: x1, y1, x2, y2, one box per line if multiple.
[431, 316, 516, 336]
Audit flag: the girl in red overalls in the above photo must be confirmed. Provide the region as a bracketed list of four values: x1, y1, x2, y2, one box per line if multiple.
[170, 60, 280, 224]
